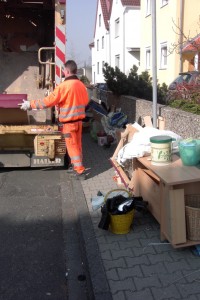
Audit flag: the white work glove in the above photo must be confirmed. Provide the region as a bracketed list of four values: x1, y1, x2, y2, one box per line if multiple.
[19, 99, 31, 111]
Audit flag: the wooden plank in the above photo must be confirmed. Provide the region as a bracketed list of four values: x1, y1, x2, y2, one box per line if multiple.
[0, 125, 59, 134]
[143, 115, 153, 127]
[157, 116, 165, 130]
[138, 168, 161, 222]
[143, 115, 165, 129]
[110, 158, 130, 189]
[161, 188, 186, 245]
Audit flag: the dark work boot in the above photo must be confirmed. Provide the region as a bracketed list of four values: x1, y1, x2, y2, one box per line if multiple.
[74, 170, 88, 181]
[66, 164, 74, 173]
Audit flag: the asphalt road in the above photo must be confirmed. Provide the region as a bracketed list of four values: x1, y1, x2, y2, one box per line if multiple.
[0, 167, 92, 300]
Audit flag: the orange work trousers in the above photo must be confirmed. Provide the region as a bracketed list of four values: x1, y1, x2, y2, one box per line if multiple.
[62, 121, 85, 174]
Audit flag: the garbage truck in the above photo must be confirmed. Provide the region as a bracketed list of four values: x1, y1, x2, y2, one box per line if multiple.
[0, 0, 68, 167]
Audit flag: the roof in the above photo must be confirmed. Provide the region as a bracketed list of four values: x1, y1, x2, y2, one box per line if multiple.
[92, 0, 140, 40]
[182, 34, 200, 53]
[121, 0, 140, 6]
[100, 0, 113, 30]
[99, 0, 140, 31]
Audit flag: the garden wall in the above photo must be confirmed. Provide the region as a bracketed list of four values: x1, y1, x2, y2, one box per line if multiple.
[105, 93, 200, 139]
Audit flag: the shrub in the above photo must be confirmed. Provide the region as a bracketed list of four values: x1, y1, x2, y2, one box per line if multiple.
[103, 63, 167, 104]
[103, 63, 129, 96]
[80, 75, 90, 86]
[169, 99, 200, 114]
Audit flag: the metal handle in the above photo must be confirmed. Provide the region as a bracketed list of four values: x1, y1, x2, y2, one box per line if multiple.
[38, 47, 55, 65]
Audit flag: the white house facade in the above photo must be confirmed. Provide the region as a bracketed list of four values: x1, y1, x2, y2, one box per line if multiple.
[91, 0, 111, 84]
[91, 0, 141, 84]
[109, 0, 141, 76]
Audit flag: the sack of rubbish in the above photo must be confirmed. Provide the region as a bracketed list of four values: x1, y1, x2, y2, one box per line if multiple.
[98, 193, 148, 231]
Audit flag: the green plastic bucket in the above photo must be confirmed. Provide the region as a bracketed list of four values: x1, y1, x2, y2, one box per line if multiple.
[150, 135, 172, 166]
[178, 139, 200, 166]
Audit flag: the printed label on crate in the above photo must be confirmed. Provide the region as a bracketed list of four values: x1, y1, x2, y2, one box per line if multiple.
[31, 155, 64, 167]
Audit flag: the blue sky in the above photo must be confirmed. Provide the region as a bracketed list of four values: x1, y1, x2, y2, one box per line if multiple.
[66, 0, 97, 67]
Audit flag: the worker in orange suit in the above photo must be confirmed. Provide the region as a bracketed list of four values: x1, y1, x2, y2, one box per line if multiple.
[20, 60, 89, 180]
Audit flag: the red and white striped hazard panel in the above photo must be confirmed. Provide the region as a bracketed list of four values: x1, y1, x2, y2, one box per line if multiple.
[55, 25, 66, 85]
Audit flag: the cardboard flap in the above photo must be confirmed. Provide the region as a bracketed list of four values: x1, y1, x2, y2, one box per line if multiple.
[112, 124, 138, 160]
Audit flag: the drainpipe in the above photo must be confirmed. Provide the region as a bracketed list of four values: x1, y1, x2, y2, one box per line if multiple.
[123, 8, 126, 73]
[152, 0, 157, 128]
[108, 21, 111, 66]
[179, 0, 184, 73]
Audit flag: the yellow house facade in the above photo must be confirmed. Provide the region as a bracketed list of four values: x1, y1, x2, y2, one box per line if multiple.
[139, 0, 200, 86]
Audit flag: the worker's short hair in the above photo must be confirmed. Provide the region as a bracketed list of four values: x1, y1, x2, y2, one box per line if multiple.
[64, 60, 77, 74]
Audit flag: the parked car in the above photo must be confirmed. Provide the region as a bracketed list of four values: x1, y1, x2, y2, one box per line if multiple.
[168, 71, 200, 90]
[94, 83, 108, 91]
[167, 71, 200, 101]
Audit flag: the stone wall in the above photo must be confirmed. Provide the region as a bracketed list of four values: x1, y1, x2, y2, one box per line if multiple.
[105, 93, 200, 139]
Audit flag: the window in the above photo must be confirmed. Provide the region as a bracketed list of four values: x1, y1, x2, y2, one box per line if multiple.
[97, 39, 99, 51]
[145, 47, 151, 69]
[115, 55, 120, 68]
[115, 18, 120, 38]
[102, 61, 104, 72]
[102, 36, 104, 49]
[99, 14, 101, 27]
[161, 0, 168, 7]
[97, 62, 99, 74]
[160, 43, 167, 69]
[146, 0, 151, 16]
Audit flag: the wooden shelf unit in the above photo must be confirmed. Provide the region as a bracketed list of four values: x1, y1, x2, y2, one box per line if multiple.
[134, 155, 200, 248]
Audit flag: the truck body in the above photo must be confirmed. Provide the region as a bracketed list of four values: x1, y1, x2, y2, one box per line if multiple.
[0, 0, 67, 167]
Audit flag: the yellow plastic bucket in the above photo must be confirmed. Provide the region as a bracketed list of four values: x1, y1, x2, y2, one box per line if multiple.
[110, 209, 135, 234]
[104, 189, 135, 234]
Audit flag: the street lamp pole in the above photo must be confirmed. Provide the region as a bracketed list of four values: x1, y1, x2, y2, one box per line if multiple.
[152, 0, 157, 128]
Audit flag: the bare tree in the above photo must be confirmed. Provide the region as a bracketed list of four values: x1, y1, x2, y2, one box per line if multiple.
[168, 18, 200, 55]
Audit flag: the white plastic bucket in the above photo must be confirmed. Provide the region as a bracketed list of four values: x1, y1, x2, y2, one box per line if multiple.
[150, 135, 172, 166]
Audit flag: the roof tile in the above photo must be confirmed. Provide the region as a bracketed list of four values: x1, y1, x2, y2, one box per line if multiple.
[99, 0, 140, 31]
[100, 0, 112, 30]
[121, 0, 140, 5]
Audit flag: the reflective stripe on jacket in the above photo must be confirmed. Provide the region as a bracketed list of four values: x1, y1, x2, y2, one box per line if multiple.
[30, 76, 89, 123]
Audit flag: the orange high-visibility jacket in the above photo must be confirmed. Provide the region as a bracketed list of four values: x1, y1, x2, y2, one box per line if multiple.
[30, 76, 89, 123]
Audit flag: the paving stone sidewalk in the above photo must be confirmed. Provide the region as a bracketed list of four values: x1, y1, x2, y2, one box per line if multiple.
[80, 130, 200, 300]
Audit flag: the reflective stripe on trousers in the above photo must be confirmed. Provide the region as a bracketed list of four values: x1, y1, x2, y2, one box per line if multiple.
[62, 121, 85, 174]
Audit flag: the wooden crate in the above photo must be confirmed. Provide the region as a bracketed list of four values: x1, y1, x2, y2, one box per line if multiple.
[34, 135, 66, 159]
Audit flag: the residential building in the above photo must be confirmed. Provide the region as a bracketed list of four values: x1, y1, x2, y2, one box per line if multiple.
[181, 1, 200, 72]
[91, 0, 200, 87]
[109, 0, 141, 76]
[90, 0, 111, 84]
[91, 0, 141, 84]
[140, 0, 200, 86]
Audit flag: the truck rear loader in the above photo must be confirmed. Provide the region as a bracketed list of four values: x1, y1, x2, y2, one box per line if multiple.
[0, 0, 67, 168]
